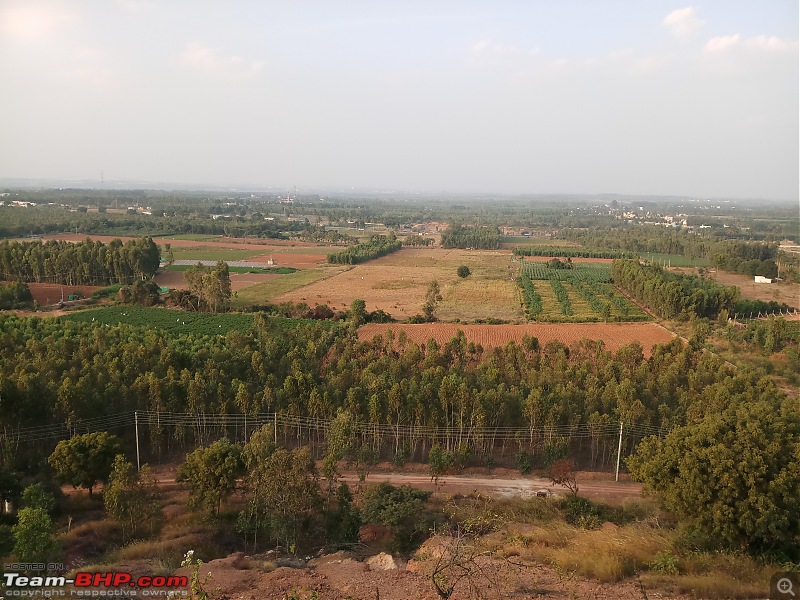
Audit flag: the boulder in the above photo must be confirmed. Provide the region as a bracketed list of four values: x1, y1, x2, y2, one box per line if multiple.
[366, 552, 406, 571]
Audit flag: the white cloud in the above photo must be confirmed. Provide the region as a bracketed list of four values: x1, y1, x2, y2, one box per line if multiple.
[704, 34, 797, 53]
[744, 35, 798, 52]
[177, 42, 263, 77]
[664, 7, 704, 37]
[705, 34, 741, 53]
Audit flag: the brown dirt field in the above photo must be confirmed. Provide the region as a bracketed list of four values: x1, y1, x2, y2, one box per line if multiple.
[358, 322, 675, 358]
[229, 273, 283, 291]
[710, 269, 800, 308]
[155, 270, 282, 291]
[23, 282, 104, 305]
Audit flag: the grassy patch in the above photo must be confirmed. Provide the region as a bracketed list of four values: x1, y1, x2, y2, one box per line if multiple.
[640, 253, 710, 267]
[168, 247, 264, 261]
[166, 264, 297, 274]
[60, 306, 326, 335]
[231, 266, 347, 307]
[158, 234, 224, 241]
[438, 277, 524, 322]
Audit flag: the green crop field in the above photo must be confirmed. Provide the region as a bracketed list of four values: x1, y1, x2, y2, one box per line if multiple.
[168, 247, 266, 261]
[231, 266, 349, 308]
[639, 253, 710, 267]
[518, 262, 648, 322]
[158, 234, 224, 241]
[165, 264, 297, 274]
[60, 306, 333, 335]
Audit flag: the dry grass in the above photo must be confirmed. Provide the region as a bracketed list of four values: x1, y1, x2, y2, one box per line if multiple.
[643, 567, 770, 600]
[511, 522, 670, 582]
[272, 248, 519, 320]
[115, 533, 208, 561]
[438, 276, 523, 322]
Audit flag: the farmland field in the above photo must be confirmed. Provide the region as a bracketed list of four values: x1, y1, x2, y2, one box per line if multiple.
[231, 266, 350, 307]
[273, 248, 518, 320]
[60, 306, 334, 335]
[518, 262, 648, 322]
[641, 253, 710, 267]
[169, 247, 265, 261]
[357, 322, 676, 358]
[701, 269, 800, 307]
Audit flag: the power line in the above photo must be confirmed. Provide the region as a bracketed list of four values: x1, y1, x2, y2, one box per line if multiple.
[0, 410, 672, 443]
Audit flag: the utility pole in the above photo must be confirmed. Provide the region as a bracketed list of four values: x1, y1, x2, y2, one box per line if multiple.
[615, 421, 623, 482]
[134, 411, 141, 472]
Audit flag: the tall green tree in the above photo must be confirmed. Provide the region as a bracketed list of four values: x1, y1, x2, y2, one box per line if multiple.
[177, 438, 244, 515]
[627, 395, 800, 555]
[248, 446, 321, 552]
[104, 455, 163, 541]
[12, 507, 59, 565]
[48, 432, 122, 496]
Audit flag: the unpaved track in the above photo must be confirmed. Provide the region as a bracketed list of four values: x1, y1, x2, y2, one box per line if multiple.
[340, 471, 642, 504]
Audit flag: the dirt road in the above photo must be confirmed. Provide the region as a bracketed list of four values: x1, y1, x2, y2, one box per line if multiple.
[340, 471, 643, 504]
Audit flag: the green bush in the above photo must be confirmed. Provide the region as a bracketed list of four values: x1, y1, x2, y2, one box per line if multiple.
[361, 483, 432, 552]
[515, 450, 533, 474]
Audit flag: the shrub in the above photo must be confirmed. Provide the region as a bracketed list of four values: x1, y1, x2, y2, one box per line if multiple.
[361, 483, 432, 551]
[515, 450, 533, 474]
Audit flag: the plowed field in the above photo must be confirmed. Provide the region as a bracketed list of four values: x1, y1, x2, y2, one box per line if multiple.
[358, 322, 676, 357]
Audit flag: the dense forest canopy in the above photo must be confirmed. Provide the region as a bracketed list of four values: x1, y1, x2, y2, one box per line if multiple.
[0, 313, 790, 477]
[0, 238, 160, 285]
[611, 259, 740, 320]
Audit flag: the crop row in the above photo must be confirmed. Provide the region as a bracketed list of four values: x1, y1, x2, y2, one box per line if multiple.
[519, 271, 543, 319]
[549, 279, 573, 316]
[520, 261, 612, 284]
[517, 262, 650, 322]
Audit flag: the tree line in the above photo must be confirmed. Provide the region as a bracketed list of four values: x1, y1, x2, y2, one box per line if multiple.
[440, 225, 500, 249]
[0, 238, 160, 286]
[611, 259, 739, 319]
[709, 239, 778, 277]
[327, 234, 402, 264]
[0, 311, 787, 475]
[514, 246, 636, 259]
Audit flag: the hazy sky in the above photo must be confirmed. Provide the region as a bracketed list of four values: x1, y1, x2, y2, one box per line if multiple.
[0, 1, 797, 199]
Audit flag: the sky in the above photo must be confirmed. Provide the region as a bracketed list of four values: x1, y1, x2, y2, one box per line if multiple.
[0, 1, 797, 200]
